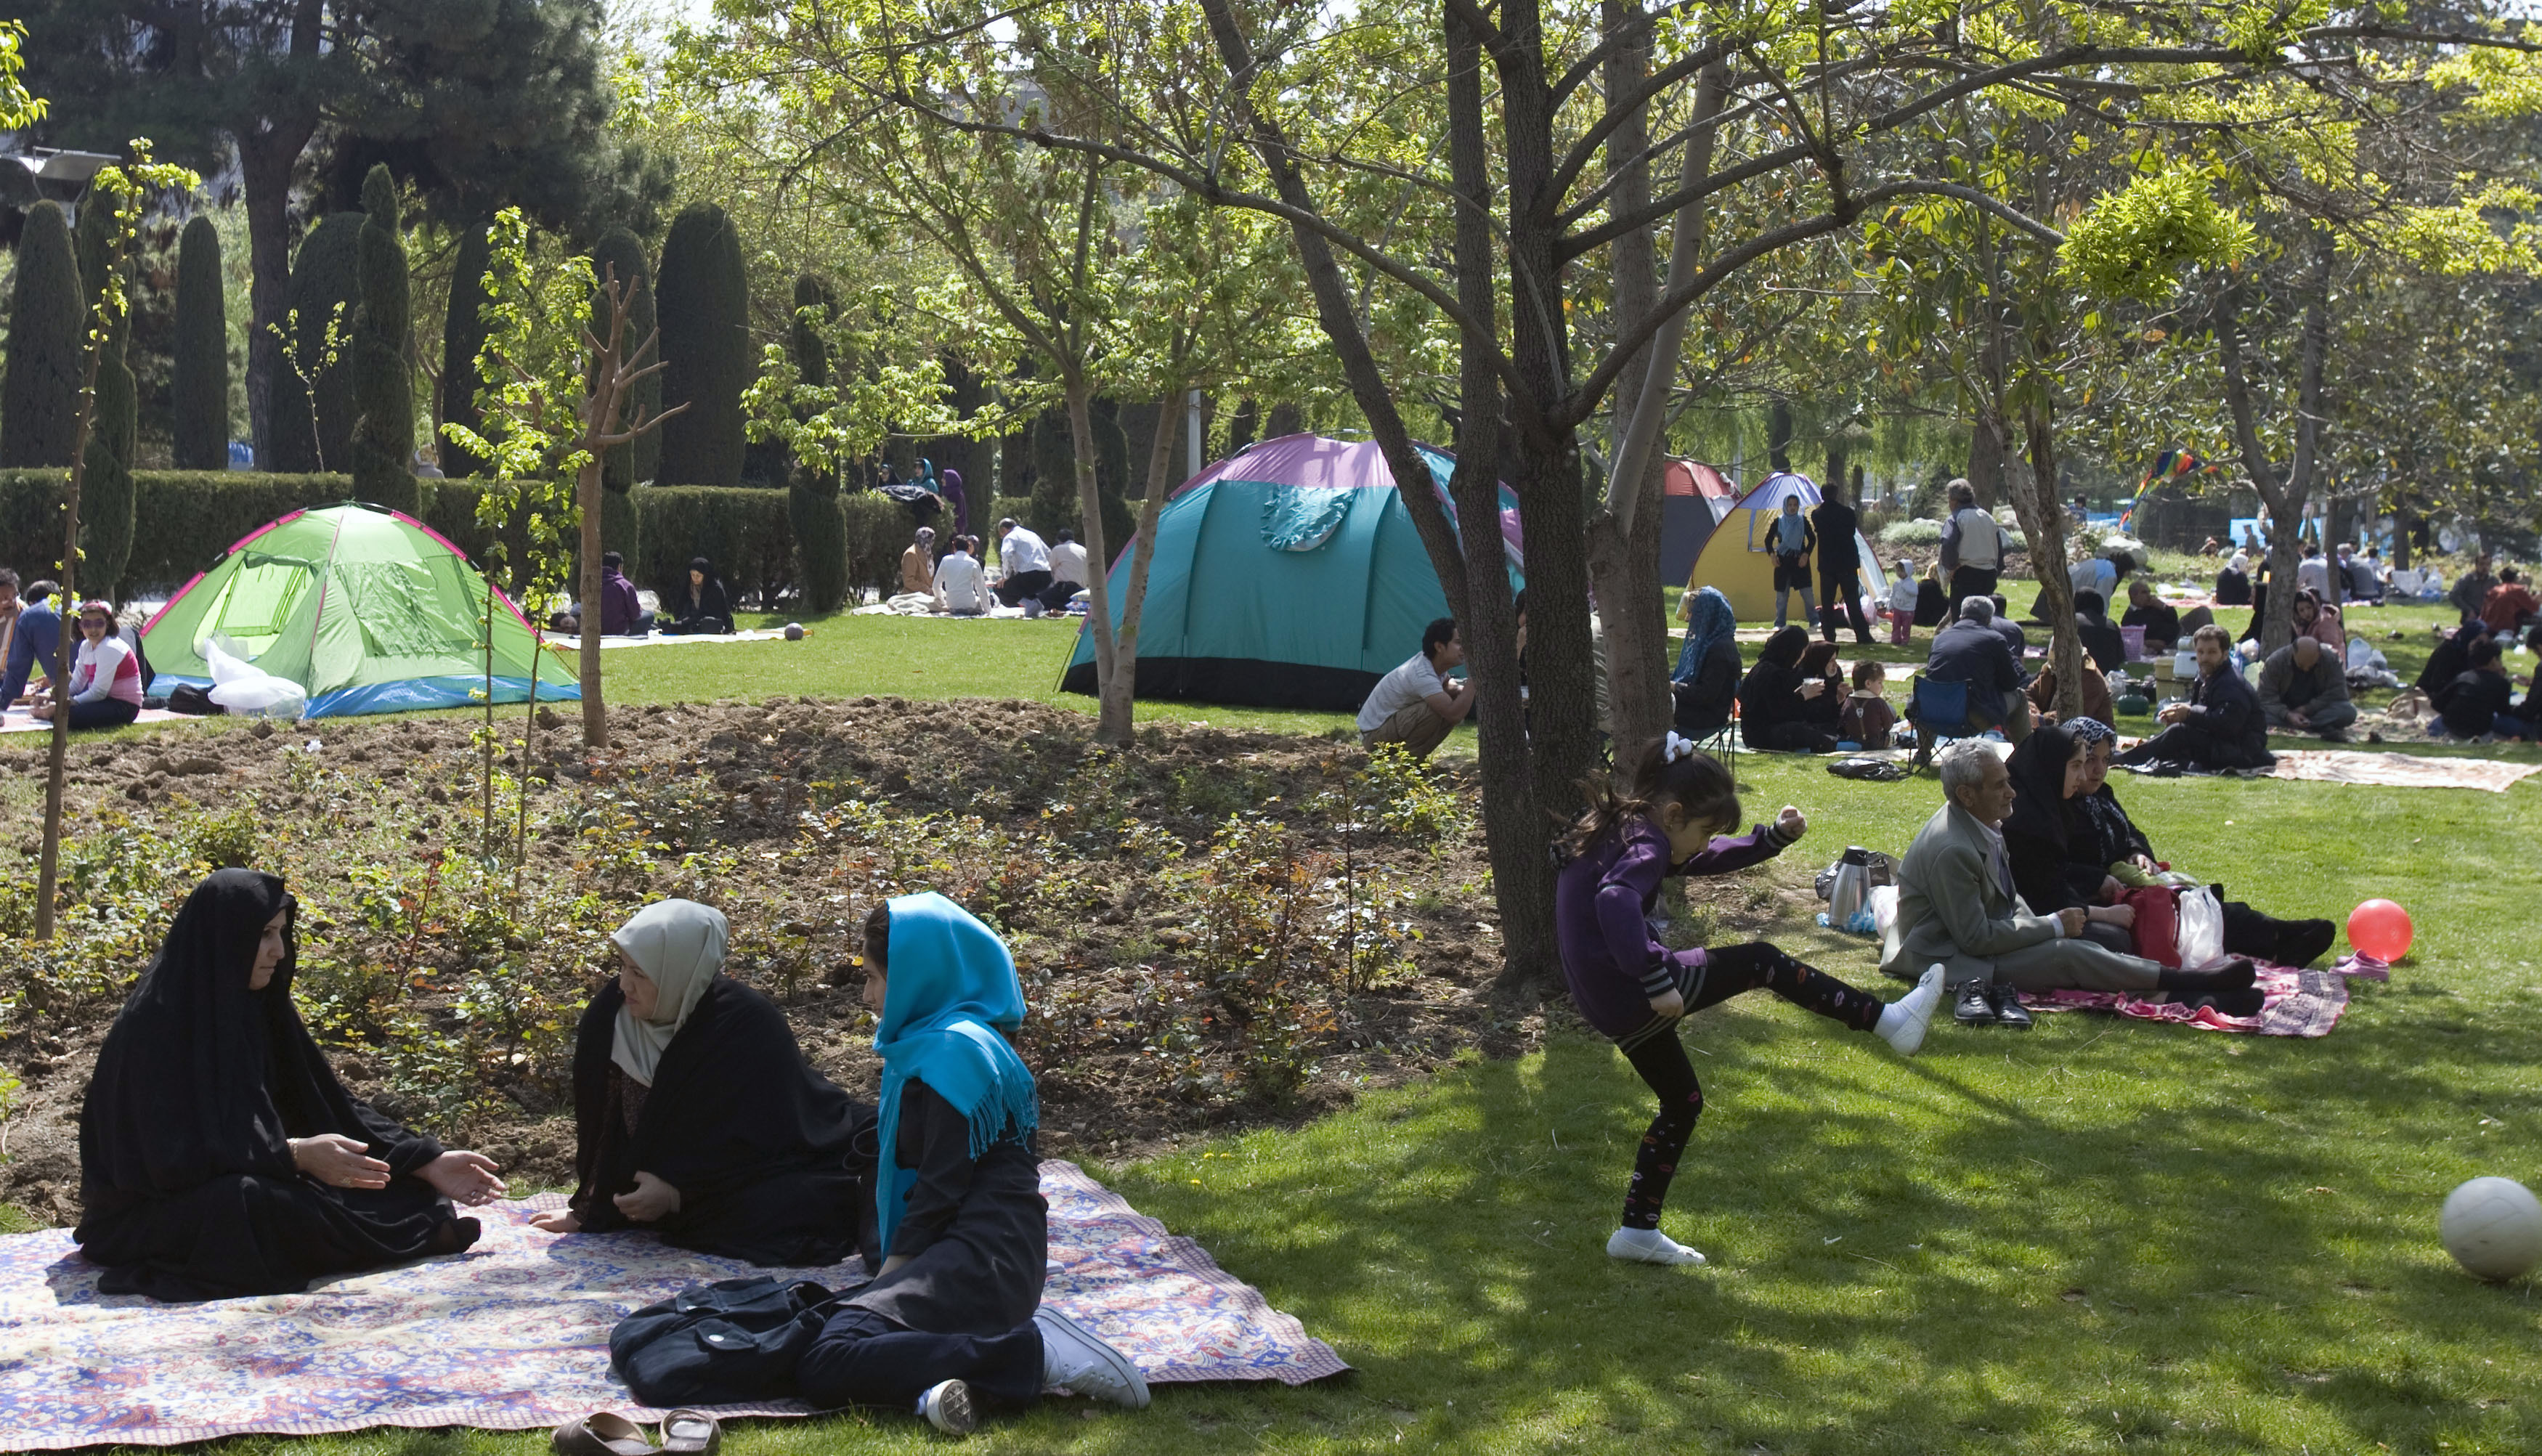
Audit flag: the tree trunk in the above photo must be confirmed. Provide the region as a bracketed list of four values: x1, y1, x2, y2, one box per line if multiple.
[1442, 0, 1556, 993]
[2016, 398, 2087, 721]
[35, 263, 110, 938]
[577, 450, 608, 749]
[1063, 378, 1132, 744]
[1095, 385, 1187, 742]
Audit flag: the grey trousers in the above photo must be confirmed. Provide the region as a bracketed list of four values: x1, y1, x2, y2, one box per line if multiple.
[2264, 699, 2358, 735]
[1939, 937, 2164, 993]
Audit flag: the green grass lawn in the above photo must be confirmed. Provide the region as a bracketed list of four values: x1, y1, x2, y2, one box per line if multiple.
[32, 590, 2542, 1454]
[60, 721, 2542, 1455]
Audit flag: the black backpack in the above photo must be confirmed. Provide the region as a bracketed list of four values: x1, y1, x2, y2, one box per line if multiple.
[609, 1276, 854, 1407]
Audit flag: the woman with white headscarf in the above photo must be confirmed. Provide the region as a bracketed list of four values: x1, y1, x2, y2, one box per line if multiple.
[2214, 551, 2252, 606]
[529, 900, 872, 1266]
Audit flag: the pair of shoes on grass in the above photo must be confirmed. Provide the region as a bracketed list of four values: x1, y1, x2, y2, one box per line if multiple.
[1952, 977, 2034, 1030]
[551, 1410, 717, 1456]
[919, 1310, 1150, 1437]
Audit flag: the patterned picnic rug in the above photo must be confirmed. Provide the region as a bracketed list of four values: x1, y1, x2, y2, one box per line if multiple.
[0, 1161, 1344, 1451]
[2018, 960, 2377, 1037]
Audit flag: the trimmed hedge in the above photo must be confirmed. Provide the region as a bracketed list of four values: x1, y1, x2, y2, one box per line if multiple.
[636, 486, 792, 607]
[173, 217, 231, 470]
[273, 212, 364, 473]
[1, 203, 81, 468]
[350, 166, 418, 515]
[0, 471, 925, 609]
[654, 203, 749, 487]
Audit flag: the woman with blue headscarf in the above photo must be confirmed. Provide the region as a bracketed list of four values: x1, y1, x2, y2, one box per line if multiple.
[1672, 586, 1740, 737]
[796, 893, 1148, 1435]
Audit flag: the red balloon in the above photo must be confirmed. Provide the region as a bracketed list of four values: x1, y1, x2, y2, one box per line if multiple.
[2347, 898, 2413, 961]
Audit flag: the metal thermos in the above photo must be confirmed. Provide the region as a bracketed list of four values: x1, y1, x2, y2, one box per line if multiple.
[1827, 846, 1874, 927]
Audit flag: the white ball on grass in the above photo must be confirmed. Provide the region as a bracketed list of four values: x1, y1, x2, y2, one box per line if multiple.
[2440, 1176, 2542, 1283]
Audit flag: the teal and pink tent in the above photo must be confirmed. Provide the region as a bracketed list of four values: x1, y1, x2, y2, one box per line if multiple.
[1060, 434, 1523, 711]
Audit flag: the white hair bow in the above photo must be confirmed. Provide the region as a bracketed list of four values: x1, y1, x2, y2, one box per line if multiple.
[1662, 731, 1696, 764]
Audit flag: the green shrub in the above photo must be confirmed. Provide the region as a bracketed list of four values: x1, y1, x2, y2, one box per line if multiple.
[439, 216, 494, 479]
[1, 202, 82, 468]
[172, 216, 230, 470]
[786, 273, 848, 613]
[654, 203, 749, 487]
[634, 485, 793, 607]
[842, 490, 910, 593]
[349, 166, 418, 514]
[273, 211, 363, 473]
[72, 200, 137, 598]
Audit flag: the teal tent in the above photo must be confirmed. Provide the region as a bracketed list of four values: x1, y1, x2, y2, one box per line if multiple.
[1060, 434, 1523, 710]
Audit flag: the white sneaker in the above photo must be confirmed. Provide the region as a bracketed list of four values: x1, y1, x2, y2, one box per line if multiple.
[1876, 966, 1946, 1057]
[1606, 1226, 1707, 1266]
[917, 1378, 977, 1436]
[1033, 1308, 1150, 1408]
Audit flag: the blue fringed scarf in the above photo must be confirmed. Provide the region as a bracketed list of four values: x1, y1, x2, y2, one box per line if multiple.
[870, 892, 1037, 1256]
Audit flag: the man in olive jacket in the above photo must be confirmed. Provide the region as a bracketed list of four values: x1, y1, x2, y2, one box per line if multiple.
[1881, 741, 2193, 1028]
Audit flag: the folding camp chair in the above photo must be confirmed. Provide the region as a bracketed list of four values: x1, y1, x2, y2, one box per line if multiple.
[1689, 701, 1739, 781]
[1903, 675, 1981, 773]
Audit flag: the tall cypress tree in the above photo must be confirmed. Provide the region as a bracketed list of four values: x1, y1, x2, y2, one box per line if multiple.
[2, 202, 84, 468]
[350, 166, 417, 512]
[440, 215, 495, 479]
[787, 273, 848, 612]
[172, 216, 232, 469]
[654, 203, 747, 487]
[272, 211, 363, 473]
[73, 200, 137, 598]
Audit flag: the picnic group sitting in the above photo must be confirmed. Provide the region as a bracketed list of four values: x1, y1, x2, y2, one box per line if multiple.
[1, 574, 151, 732]
[74, 871, 1150, 1436]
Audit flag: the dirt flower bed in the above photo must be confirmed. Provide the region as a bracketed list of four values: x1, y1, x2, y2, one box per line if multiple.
[0, 699, 1550, 1224]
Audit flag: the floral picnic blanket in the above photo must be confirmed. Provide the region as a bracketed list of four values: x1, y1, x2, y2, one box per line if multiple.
[2018, 961, 2365, 1038]
[0, 1161, 1344, 1450]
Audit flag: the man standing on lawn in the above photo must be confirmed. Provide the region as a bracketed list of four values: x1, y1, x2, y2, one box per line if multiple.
[1812, 488, 1871, 643]
[1356, 617, 1475, 760]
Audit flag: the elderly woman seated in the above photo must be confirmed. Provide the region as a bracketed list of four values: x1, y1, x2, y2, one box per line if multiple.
[529, 900, 871, 1266]
[2014, 719, 2337, 966]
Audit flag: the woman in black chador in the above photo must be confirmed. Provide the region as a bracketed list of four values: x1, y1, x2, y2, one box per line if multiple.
[76, 869, 505, 1302]
[529, 898, 872, 1266]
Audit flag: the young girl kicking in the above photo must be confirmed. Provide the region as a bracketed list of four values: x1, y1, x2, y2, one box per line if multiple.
[1554, 735, 1945, 1266]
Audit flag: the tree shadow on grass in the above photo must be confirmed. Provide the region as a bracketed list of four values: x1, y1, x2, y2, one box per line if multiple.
[1108, 1009, 2542, 1455]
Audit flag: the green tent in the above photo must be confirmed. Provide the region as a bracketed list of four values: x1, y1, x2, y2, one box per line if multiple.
[1060, 434, 1524, 710]
[141, 502, 578, 718]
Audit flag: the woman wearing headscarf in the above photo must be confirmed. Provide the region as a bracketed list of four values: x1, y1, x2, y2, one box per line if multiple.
[2000, 725, 2143, 954]
[659, 558, 733, 635]
[1795, 641, 1846, 729]
[2214, 551, 2251, 606]
[2047, 720, 2336, 968]
[2289, 587, 2345, 656]
[1670, 586, 1739, 737]
[796, 893, 1146, 1434]
[1736, 626, 1837, 752]
[939, 467, 970, 537]
[76, 870, 503, 1302]
[530, 899, 870, 1266]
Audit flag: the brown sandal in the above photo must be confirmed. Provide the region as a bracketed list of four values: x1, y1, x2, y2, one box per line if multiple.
[551, 1412, 661, 1456]
[660, 1410, 721, 1455]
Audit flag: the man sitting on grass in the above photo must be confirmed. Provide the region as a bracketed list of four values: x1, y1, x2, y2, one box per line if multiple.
[2257, 635, 2355, 741]
[2116, 624, 2273, 773]
[1880, 740, 2259, 1028]
[1356, 617, 1475, 761]
[2122, 578, 2181, 654]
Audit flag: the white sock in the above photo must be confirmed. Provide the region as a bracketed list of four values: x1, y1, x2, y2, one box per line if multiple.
[1875, 966, 1946, 1057]
[1607, 1225, 1707, 1266]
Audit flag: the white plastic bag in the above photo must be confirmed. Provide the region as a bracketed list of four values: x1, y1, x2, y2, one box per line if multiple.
[1868, 884, 1900, 940]
[2175, 886, 2225, 970]
[202, 635, 308, 720]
